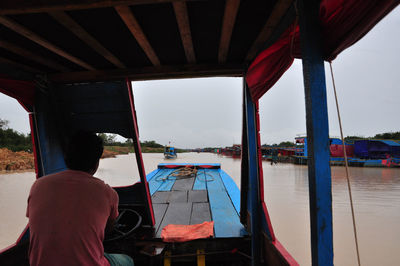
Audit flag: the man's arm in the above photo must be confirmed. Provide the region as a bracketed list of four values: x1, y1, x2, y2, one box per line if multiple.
[26, 181, 37, 218]
[105, 217, 116, 235]
[105, 188, 119, 235]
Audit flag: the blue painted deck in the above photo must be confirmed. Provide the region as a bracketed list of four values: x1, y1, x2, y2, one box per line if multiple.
[147, 164, 247, 238]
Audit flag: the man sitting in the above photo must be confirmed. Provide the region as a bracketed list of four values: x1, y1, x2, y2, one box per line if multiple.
[26, 131, 133, 266]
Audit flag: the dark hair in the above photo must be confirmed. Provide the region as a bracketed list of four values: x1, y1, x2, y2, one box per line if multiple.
[64, 131, 103, 172]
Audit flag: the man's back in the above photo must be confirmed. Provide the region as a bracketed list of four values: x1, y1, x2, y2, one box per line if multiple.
[27, 170, 118, 266]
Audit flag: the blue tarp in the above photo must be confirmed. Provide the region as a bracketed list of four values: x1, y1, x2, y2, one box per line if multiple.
[378, 140, 400, 146]
[330, 138, 343, 145]
[354, 140, 400, 159]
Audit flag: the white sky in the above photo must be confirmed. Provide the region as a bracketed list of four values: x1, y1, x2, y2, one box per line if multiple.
[1, 7, 399, 149]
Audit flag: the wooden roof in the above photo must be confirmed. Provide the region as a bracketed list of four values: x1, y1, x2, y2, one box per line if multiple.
[0, 0, 295, 83]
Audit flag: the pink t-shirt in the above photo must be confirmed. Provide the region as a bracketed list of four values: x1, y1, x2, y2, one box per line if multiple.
[26, 170, 119, 266]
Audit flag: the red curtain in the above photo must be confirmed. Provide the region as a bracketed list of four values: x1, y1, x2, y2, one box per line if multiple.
[246, 0, 399, 101]
[246, 25, 299, 101]
[0, 77, 35, 107]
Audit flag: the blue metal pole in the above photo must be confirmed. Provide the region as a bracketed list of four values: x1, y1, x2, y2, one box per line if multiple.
[244, 80, 261, 266]
[298, 0, 333, 265]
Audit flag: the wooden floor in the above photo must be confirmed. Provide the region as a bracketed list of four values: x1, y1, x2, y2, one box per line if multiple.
[147, 164, 247, 238]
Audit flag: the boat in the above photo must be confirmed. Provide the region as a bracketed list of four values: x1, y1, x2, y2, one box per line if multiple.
[220, 144, 241, 158]
[164, 146, 177, 159]
[0, 0, 398, 265]
[294, 137, 400, 167]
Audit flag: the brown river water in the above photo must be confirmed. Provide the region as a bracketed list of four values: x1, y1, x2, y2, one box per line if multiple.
[1, 152, 399, 265]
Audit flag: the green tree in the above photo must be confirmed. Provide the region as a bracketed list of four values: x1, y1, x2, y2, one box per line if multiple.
[373, 132, 400, 140]
[0, 125, 32, 152]
[0, 118, 9, 129]
[344, 135, 366, 142]
[141, 140, 163, 148]
[278, 141, 295, 147]
[97, 133, 117, 145]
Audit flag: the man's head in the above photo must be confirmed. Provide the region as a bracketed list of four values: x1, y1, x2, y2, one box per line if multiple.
[64, 131, 103, 174]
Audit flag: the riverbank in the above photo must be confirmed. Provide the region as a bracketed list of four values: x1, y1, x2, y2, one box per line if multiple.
[0, 146, 128, 171]
[102, 146, 165, 157]
[102, 146, 131, 158]
[0, 146, 167, 171]
[0, 148, 34, 171]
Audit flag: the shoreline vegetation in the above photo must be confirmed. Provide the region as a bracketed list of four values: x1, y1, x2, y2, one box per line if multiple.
[0, 146, 169, 172]
[2, 119, 399, 172]
[0, 123, 178, 172]
[101, 145, 166, 158]
[0, 148, 35, 171]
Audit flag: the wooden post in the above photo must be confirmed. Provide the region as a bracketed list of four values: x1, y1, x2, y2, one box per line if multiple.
[298, 0, 333, 265]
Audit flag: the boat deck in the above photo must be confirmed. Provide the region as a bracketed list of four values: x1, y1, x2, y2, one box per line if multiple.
[147, 164, 246, 238]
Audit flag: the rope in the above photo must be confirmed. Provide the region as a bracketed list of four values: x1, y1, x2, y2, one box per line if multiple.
[170, 166, 198, 178]
[155, 167, 214, 182]
[329, 62, 361, 266]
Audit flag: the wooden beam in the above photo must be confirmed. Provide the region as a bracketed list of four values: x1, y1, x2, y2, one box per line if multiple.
[49, 11, 126, 69]
[49, 64, 244, 83]
[0, 40, 70, 72]
[0, 16, 95, 70]
[0, 0, 214, 15]
[246, 0, 293, 62]
[115, 5, 161, 66]
[172, 1, 196, 63]
[0, 56, 42, 73]
[298, 0, 333, 264]
[218, 0, 240, 63]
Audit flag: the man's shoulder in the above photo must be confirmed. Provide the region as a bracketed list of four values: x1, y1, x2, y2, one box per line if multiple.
[90, 176, 117, 196]
[35, 170, 106, 187]
[34, 170, 116, 194]
[32, 170, 67, 184]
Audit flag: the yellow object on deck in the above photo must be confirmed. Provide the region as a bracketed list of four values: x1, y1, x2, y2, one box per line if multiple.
[164, 251, 171, 266]
[197, 249, 205, 266]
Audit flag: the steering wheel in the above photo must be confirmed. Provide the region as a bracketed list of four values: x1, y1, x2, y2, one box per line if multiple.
[105, 208, 142, 242]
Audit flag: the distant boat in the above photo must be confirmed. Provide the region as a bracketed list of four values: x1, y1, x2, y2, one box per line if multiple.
[293, 136, 400, 167]
[164, 146, 177, 159]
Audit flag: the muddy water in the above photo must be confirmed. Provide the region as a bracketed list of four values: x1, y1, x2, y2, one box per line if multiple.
[1, 153, 399, 265]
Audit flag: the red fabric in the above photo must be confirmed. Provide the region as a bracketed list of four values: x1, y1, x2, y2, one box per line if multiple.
[320, 0, 399, 61]
[127, 79, 155, 226]
[246, 25, 298, 100]
[26, 170, 118, 266]
[162, 165, 217, 169]
[28, 114, 39, 179]
[161, 221, 214, 242]
[0, 78, 35, 106]
[330, 144, 354, 157]
[246, 0, 399, 101]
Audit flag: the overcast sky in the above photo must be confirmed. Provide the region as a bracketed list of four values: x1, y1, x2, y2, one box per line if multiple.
[1, 7, 399, 149]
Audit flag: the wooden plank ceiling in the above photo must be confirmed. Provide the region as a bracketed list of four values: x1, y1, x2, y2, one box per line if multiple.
[0, 0, 295, 83]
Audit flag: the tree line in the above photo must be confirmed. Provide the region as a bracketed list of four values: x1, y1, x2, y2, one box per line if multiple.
[345, 132, 400, 141]
[0, 119, 32, 152]
[0, 121, 167, 153]
[97, 133, 165, 148]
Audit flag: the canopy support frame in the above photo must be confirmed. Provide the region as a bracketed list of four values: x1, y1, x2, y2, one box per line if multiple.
[298, 0, 333, 265]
